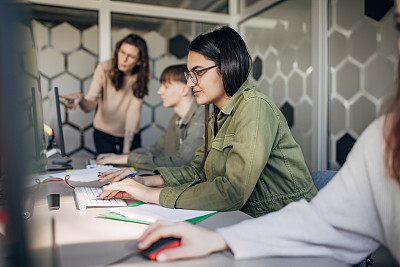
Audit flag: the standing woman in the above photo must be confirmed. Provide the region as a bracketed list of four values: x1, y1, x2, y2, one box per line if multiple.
[63, 34, 149, 154]
[99, 26, 317, 217]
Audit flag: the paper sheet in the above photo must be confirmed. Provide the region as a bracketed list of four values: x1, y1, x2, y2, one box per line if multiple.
[108, 203, 216, 223]
[44, 166, 119, 182]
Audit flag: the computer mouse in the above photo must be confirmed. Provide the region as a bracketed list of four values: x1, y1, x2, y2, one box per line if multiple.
[139, 237, 181, 261]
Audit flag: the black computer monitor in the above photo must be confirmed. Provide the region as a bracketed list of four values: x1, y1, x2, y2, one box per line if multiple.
[30, 86, 47, 174]
[48, 87, 67, 158]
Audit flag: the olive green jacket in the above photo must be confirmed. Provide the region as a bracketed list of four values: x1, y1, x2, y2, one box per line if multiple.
[155, 81, 317, 217]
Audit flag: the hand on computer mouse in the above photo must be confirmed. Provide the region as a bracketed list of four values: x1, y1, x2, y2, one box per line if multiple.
[138, 220, 228, 262]
[139, 237, 181, 260]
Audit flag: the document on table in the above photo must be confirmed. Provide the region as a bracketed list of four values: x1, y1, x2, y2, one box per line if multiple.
[43, 166, 118, 182]
[108, 203, 216, 223]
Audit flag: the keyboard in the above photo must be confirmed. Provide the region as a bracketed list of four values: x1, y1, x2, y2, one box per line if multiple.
[74, 187, 127, 210]
[86, 158, 113, 169]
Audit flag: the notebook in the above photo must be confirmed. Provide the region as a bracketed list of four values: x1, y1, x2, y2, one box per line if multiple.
[100, 202, 217, 225]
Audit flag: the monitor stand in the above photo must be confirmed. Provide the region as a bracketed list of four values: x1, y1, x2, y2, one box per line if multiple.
[46, 149, 72, 171]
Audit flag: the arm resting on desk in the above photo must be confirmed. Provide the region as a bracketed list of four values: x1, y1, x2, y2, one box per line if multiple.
[98, 169, 165, 188]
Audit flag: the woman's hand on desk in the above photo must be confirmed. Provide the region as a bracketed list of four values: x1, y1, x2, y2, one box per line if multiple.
[99, 178, 162, 204]
[138, 220, 228, 262]
[98, 168, 134, 183]
[96, 153, 128, 165]
[98, 169, 165, 187]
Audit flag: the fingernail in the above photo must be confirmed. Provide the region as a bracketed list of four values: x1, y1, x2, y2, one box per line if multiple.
[157, 253, 166, 262]
[137, 242, 143, 248]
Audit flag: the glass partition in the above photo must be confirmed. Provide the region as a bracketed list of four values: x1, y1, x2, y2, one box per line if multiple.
[111, 13, 220, 146]
[328, 0, 397, 169]
[240, 0, 313, 169]
[32, 5, 99, 157]
[111, 0, 229, 13]
[27, 0, 399, 170]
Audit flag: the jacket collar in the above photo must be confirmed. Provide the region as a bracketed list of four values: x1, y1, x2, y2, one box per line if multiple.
[180, 99, 200, 126]
[220, 80, 251, 116]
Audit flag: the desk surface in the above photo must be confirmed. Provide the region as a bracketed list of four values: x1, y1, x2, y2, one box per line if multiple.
[28, 159, 347, 267]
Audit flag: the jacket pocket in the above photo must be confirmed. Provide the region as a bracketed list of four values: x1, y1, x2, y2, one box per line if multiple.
[209, 134, 234, 177]
[211, 134, 234, 151]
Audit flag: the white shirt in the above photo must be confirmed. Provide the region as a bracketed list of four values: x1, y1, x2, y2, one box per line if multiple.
[218, 116, 400, 265]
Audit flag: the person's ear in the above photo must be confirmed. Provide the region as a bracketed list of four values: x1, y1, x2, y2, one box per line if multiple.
[181, 84, 191, 96]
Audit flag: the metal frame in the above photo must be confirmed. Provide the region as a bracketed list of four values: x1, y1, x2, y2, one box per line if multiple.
[311, 0, 328, 171]
[27, 0, 230, 60]
[237, 0, 329, 171]
[237, 0, 283, 23]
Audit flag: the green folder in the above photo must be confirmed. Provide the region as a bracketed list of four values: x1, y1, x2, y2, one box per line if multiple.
[99, 202, 217, 225]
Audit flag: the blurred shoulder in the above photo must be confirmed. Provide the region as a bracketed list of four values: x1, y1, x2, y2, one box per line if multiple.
[357, 116, 385, 146]
[97, 60, 113, 72]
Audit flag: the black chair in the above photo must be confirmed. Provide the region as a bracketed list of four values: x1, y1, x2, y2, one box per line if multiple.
[310, 170, 337, 190]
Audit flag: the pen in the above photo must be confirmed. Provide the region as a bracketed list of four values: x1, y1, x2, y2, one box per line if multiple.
[93, 191, 111, 200]
[92, 196, 108, 200]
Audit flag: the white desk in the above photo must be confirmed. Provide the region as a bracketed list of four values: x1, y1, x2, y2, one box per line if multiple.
[27, 160, 347, 267]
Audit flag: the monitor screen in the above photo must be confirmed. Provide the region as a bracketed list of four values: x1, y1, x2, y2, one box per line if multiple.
[29, 86, 47, 174]
[48, 87, 66, 158]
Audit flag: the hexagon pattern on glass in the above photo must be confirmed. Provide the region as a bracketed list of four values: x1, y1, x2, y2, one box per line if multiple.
[32, 20, 213, 156]
[31, 0, 397, 168]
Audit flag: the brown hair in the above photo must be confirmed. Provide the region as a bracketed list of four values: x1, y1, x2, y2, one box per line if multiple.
[160, 64, 187, 84]
[384, 60, 400, 184]
[109, 33, 149, 99]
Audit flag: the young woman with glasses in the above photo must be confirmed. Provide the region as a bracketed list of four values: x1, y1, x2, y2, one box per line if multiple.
[98, 26, 318, 218]
[136, 10, 400, 264]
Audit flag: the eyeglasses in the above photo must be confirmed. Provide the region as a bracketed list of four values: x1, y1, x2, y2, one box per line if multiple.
[184, 65, 217, 85]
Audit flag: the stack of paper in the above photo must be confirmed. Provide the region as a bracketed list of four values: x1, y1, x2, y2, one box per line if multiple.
[43, 166, 118, 182]
[102, 202, 217, 224]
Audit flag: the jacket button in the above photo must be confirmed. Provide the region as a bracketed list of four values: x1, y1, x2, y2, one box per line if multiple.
[244, 88, 250, 91]
[198, 177, 202, 183]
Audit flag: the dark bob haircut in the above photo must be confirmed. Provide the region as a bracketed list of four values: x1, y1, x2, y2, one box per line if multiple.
[188, 26, 252, 97]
